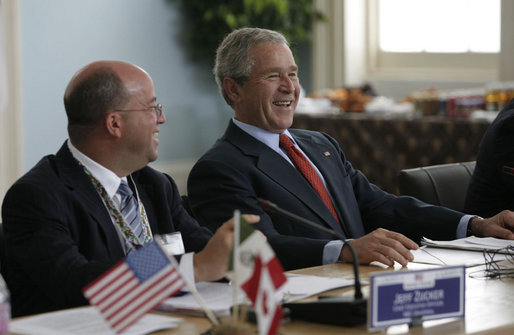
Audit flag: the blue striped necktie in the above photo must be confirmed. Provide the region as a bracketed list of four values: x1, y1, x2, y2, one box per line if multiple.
[117, 180, 144, 243]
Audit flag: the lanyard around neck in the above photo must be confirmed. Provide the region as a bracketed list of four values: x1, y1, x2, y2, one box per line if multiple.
[82, 167, 152, 249]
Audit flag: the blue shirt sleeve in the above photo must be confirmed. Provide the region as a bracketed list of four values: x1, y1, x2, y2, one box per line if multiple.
[457, 214, 475, 238]
[323, 240, 344, 264]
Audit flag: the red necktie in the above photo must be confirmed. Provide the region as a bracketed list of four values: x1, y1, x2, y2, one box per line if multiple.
[279, 134, 341, 226]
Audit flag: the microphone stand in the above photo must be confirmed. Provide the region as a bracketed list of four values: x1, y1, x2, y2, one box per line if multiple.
[258, 198, 363, 299]
[257, 198, 367, 326]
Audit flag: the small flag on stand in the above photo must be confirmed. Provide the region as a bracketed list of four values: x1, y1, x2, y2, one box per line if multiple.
[237, 231, 287, 335]
[83, 241, 185, 334]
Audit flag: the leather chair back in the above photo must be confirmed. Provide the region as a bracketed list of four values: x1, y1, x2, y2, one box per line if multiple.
[397, 161, 475, 212]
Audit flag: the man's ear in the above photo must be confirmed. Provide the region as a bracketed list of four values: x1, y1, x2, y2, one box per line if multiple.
[223, 77, 242, 104]
[105, 111, 122, 138]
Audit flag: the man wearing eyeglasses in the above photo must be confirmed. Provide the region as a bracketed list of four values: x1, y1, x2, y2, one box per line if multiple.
[1, 60, 258, 317]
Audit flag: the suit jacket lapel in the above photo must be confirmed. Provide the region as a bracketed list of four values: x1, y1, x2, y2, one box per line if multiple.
[55, 142, 125, 259]
[292, 131, 366, 238]
[224, 122, 345, 235]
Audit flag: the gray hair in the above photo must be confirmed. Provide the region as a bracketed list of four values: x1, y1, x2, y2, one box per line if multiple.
[214, 27, 289, 106]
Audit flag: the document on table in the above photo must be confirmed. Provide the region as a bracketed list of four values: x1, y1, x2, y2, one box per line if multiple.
[157, 281, 242, 316]
[421, 236, 514, 252]
[412, 246, 511, 267]
[10, 306, 181, 335]
[158, 273, 355, 316]
[282, 273, 357, 301]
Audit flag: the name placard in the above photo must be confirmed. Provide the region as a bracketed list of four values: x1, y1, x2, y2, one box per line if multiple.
[369, 266, 465, 330]
[155, 232, 185, 256]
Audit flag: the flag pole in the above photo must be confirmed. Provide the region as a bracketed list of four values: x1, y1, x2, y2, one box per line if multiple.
[232, 209, 241, 324]
[165, 246, 220, 326]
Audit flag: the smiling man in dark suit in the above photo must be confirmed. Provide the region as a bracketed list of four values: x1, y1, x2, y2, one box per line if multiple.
[187, 27, 514, 271]
[1, 60, 258, 317]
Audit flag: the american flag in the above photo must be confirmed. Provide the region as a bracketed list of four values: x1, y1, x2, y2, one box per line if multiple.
[83, 241, 185, 333]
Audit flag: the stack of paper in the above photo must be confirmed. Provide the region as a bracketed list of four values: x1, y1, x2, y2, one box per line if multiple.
[158, 274, 356, 317]
[411, 236, 513, 267]
[421, 236, 514, 252]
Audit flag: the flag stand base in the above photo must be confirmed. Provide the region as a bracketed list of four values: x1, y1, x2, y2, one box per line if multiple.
[202, 317, 254, 335]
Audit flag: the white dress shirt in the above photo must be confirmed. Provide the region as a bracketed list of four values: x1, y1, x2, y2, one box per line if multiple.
[67, 139, 196, 286]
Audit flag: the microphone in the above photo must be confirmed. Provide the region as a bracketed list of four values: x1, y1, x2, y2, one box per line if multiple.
[257, 198, 367, 327]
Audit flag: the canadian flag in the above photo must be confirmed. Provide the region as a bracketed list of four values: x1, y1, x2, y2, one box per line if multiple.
[237, 231, 287, 335]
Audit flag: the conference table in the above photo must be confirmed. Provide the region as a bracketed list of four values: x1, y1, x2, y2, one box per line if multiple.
[10, 261, 513, 334]
[146, 261, 513, 335]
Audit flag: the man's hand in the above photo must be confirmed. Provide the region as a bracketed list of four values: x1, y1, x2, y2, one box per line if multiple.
[340, 228, 419, 267]
[193, 214, 260, 282]
[469, 210, 514, 240]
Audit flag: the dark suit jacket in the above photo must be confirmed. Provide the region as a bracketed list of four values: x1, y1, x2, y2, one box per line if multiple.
[464, 98, 514, 217]
[188, 120, 463, 270]
[1, 142, 212, 317]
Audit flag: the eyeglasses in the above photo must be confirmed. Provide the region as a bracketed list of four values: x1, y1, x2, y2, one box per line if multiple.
[115, 103, 163, 118]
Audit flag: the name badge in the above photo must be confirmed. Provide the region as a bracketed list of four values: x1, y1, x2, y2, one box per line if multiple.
[369, 266, 465, 330]
[155, 232, 185, 256]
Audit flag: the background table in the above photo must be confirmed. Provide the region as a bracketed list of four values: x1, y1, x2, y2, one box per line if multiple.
[292, 113, 491, 194]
